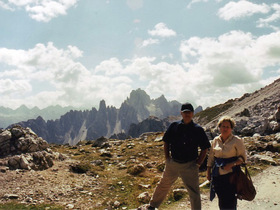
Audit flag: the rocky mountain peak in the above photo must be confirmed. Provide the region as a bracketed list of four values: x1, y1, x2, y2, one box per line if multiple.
[155, 94, 167, 103]
[98, 100, 107, 111]
[16, 105, 29, 112]
[126, 88, 151, 107]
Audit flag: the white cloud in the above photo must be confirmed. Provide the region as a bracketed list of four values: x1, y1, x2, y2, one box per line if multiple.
[0, 79, 32, 95]
[218, 1, 280, 31]
[1, 31, 280, 110]
[179, 30, 280, 107]
[94, 58, 124, 76]
[218, 1, 270, 21]
[148, 23, 177, 38]
[0, 0, 78, 22]
[0, 42, 84, 81]
[0, 1, 14, 10]
[187, 0, 209, 9]
[257, 3, 280, 31]
[0, 43, 135, 109]
[141, 38, 160, 47]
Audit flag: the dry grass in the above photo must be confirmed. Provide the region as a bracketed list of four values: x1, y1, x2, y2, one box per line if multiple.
[194, 100, 234, 124]
[48, 133, 212, 209]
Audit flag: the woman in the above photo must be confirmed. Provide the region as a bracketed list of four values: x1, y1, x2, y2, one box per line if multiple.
[207, 116, 247, 210]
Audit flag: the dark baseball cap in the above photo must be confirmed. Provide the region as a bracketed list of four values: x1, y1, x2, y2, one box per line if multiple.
[181, 103, 194, 112]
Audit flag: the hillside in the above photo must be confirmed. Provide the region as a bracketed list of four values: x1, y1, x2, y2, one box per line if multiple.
[194, 78, 280, 136]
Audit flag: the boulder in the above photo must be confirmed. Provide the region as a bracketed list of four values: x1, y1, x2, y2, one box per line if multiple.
[19, 155, 31, 170]
[249, 154, 278, 165]
[10, 127, 25, 138]
[173, 189, 188, 201]
[92, 137, 110, 148]
[0, 130, 12, 143]
[0, 126, 64, 170]
[0, 125, 49, 157]
[137, 192, 151, 203]
[3, 194, 19, 199]
[8, 156, 21, 170]
[127, 163, 145, 175]
[99, 149, 112, 157]
[276, 133, 280, 142]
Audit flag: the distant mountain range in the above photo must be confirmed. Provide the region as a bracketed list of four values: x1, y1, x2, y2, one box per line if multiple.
[10, 89, 201, 145]
[4, 77, 280, 145]
[0, 105, 75, 129]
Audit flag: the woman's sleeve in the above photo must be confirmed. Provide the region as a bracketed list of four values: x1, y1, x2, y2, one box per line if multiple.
[207, 140, 215, 167]
[236, 137, 247, 163]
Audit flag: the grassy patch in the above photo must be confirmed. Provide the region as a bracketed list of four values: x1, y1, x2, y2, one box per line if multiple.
[195, 101, 234, 123]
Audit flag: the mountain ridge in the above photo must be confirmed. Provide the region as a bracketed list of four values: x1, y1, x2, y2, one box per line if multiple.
[10, 89, 183, 145]
[0, 105, 76, 129]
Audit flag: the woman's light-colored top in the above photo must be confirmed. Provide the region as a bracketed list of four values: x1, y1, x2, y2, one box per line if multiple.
[207, 134, 247, 175]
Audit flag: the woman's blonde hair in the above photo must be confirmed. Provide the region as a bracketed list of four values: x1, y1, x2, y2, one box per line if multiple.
[217, 116, 236, 129]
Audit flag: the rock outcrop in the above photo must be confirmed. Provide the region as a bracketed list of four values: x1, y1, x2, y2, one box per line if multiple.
[195, 78, 280, 137]
[0, 126, 65, 170]
[127, 116, 170, 138]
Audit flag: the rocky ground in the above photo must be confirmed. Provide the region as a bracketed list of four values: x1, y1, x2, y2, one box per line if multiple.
[1, 160, 280, 210]
[0, 158, 103, 209]
[1, 126, 280, 209]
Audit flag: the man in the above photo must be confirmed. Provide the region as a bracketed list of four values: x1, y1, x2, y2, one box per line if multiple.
[148, 103, 210, 210]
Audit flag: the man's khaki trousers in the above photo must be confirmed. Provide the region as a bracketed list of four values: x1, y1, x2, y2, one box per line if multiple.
[149, 159, 201, 210]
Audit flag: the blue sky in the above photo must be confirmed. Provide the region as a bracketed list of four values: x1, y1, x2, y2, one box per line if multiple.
[0, 0, 280, 110]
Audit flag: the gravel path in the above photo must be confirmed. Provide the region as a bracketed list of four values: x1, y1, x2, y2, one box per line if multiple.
[163, 166, 280, 210]
[203, 166, 280, 210]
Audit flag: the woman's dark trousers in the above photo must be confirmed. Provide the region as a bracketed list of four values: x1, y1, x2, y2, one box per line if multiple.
[213, 173, 237, 210]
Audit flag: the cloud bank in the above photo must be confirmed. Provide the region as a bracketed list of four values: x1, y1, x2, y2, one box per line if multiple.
[218, 1, 280, 31]
[0, 0, 78, 22]
[1, 30, 280, 109]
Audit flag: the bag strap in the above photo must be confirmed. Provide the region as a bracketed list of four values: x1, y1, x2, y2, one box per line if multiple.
[237, 155, 253, 181]
[243, 165, 253, 181]
[238, 155, 246, 165]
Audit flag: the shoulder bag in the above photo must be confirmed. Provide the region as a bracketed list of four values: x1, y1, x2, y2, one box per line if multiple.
[229, 164, 256, 201]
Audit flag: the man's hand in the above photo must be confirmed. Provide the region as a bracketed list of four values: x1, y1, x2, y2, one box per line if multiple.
[196, 148, 208, 167]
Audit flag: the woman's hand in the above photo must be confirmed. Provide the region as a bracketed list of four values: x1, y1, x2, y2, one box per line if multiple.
[223, 163, 234, 171]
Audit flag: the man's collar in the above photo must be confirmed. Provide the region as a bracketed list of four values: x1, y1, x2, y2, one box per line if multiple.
[180, 120, 194, 125]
